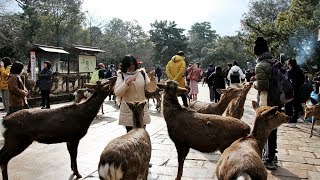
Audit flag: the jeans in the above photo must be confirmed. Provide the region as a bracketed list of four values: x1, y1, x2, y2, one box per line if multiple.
[214, 89, 221, 103]
[1, 89, 9, 113]
[285, 97, 303, 123]
[267, 129, 277, 162]
[41, 90, 51, 108]
[209, 87, 215, 101]
[157, 76, 161, 82]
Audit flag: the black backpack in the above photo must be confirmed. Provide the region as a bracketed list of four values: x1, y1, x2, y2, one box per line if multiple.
[268, 60, 293, 104]
[230, 70, 240, 83]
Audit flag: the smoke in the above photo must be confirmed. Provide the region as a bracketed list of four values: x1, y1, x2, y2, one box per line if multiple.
[290, 33, 317, 65]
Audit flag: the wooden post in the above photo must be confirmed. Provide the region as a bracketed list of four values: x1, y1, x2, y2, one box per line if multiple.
[66, 55, 70, 92]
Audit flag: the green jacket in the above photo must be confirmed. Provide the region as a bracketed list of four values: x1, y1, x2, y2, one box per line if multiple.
[254, 59, 272, 92]
[254, 53, 280, 106]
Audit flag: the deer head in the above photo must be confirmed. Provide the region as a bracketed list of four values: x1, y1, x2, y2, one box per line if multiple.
[252, 101, 289, 132]
[157, 80, 188, 96]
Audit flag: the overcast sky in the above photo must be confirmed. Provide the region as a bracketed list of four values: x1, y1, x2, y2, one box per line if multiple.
[82, 0, 251, 36]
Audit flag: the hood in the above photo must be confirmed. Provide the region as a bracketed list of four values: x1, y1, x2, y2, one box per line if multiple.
[172, 55, 184, 63]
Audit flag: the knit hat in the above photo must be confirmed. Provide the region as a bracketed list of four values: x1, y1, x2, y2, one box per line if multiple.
[254, 37, 269, 56]
[98, 63, 105, 68]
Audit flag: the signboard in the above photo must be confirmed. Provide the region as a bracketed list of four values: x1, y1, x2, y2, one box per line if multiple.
[30, 51, 36, 81]
[78, 55, 96, 73]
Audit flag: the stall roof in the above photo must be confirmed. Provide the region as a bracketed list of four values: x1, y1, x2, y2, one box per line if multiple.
[34, 44, 69, 54]
[72, 45, 105, 53]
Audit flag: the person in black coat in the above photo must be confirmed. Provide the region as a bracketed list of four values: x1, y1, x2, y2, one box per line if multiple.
[285, 59, 305, 123]
[209, 66, 226, 103]
[155, 66, 162, 82]
[39, 61, 53, 109]
[205, 64, 215, 101]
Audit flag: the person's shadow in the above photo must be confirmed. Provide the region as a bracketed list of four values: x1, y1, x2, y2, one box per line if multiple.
[270, 166, 301, 179]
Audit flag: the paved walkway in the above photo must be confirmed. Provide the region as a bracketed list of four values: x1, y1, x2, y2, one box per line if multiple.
[1, 85, 320, 179]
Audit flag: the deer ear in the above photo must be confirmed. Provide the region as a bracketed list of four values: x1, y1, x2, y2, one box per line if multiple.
[252, 101, 260, 110]
[216, 89, 226, 94]
[261, 106, 278, 117]
[139, 101, 146, 108]
[126, 102, 134, 109]
[157, 83, 166, 90]
[177, 87, 188, 95]
[84, 83, 96, 89]
[236, 84, 243, 88]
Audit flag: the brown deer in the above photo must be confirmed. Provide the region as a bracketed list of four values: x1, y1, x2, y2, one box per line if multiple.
[305, 103, 320, 137]
[157, 81, 250, 180]
[224, 82, 253, 119]
[0, 77, 116, 180]
[216, 101, 288, 180]
[98, 102, 151, 180]
[189, 86, 242, 115]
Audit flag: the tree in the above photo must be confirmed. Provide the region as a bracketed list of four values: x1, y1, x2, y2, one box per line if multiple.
[98, 18, 153, 69]
[240, 0, 291, 57]
[188, 22, 218, 60]
[275, 0, 320, 68]
[149, 20, 188, 66]
[201, 35, 248, 69]
[16, 0, 85, 47]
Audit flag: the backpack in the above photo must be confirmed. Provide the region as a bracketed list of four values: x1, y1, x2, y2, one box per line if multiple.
[299, 82, 313, 103]
[230, 70, 240, 83]
[90, 69, 100, 84]
[268, 60, 293, 104]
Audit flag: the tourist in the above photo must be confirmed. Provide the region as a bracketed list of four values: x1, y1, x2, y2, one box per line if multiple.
[114, 55, 156, 133]
[206, 63, 215, 102]
[155, 66, 162, 82]
[165, 51, 188, 107]
[209, 66, 226, 103]
[227, 60, 246, 88]
[0, 57, 12, 115]
[7, 61, 29, 115]
[39, 61, 53, 109]
[187, 63, 201, 101]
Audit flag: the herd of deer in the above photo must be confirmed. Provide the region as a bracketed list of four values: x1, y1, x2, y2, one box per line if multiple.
[0, 75, 318, 180]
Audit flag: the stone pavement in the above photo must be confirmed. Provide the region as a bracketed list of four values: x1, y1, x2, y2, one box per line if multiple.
[1, 85, 320, 179]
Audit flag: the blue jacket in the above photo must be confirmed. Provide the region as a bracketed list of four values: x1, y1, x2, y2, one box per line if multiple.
[39, 68, 53, 90]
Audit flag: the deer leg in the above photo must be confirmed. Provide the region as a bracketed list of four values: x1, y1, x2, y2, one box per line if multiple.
[66, 140, 81, 178]
[174, 143, 190, 180]
[0, 139, 32, 180]
[101, 104, 104, 114]
[311, 117, 316, 138]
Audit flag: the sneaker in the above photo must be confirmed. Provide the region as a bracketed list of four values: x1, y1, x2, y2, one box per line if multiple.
[265, 161, 276, 170]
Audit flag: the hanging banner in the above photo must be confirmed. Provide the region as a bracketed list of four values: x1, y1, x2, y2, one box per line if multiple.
[30, 51, 36, 81]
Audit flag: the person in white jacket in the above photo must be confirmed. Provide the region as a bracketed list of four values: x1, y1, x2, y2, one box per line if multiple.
[227, 60, 246, 88]
[114, 55, 156, 133]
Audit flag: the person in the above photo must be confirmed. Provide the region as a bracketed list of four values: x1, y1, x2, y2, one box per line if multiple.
[187, 63, 201, 101]
[209, 66, 226, 103]
[114, 55, 156, 133]
[253, 37, 280, 170]
[285, 59, 305, 123]
[225, 63, 233, 86]
[313, 72, 320, 94]
[7, 61, 29, 115]
[166, 51, 188, 107]
[206, 63, 215, 102]
[0, 57, 12, 115]
[155, 66, 162, 82]
[227, 61, 246, 88]
[185, 62, 193, 87]
[39, 61, 53, 109]
[90, 63, 106, 84]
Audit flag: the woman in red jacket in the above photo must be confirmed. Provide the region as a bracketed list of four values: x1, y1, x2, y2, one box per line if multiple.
[187, 63, 201, 101]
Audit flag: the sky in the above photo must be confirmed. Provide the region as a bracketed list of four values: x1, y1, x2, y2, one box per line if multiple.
[82, 0, 251, 36]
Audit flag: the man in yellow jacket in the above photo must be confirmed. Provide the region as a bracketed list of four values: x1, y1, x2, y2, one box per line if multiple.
[165, 51, 188, 107]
